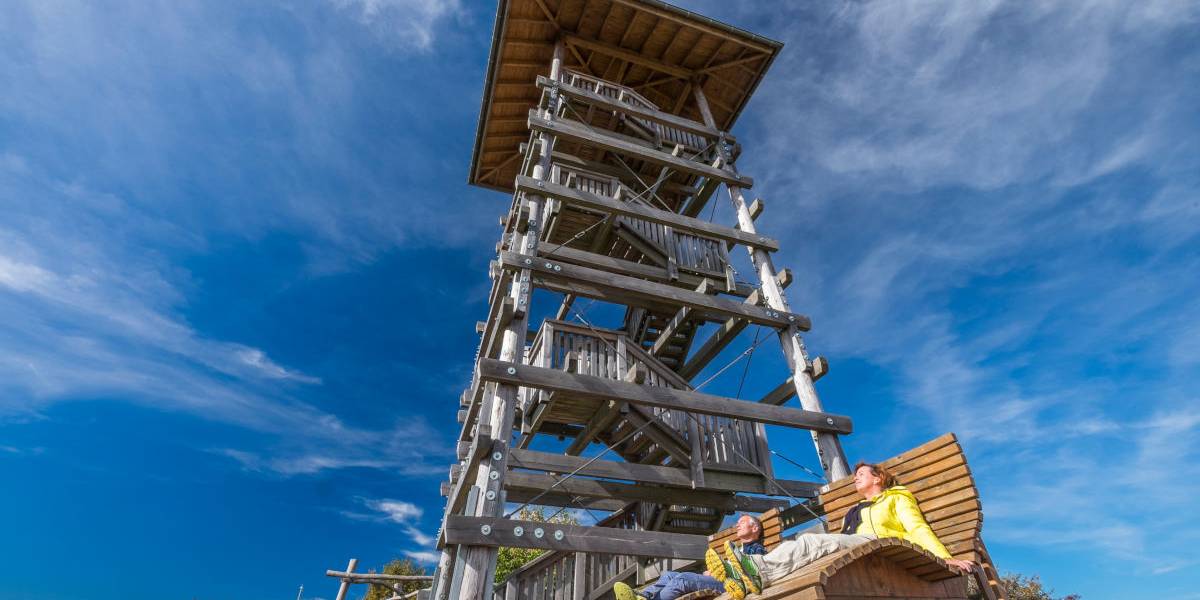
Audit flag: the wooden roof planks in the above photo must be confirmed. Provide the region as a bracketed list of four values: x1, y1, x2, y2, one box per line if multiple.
[470, 0, 782, 192]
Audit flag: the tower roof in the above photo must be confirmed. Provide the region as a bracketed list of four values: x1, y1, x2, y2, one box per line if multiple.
[469, 0, 784, 192]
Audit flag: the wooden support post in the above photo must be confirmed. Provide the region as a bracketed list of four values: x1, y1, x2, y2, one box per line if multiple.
[334, 558, 357, 600]
[572, 552, 587, 600]
[454, 39, 565, 600]
[729, 179, 848, 478]
[690, 84, 851, 481]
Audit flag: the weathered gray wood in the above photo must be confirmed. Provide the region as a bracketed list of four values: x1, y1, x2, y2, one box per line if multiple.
[759, 376, 796, 406]
[328, 571, 434, 583]
[444, 516, 710, 560]
[500, 488, 628, 512]
[440, 434, 493, 521]
[536, 242, 755, 297]
[693, 84, 717, 129]
[650, 281, 708, 357]
[722, 169, 849, 480]
[538, 76, 732, 142]
[476, 359, 852, 433]
[508, 448, 820, 496]
[572, 552, 586, 600]
[676, 290, 762, 380]
[504, 471, 784, 512]
[496, 251, 806, 328]
[526, 111, 752, 188]
[333, 558, 357, 600]
[457, 40, 566, 600]
[516, 176, 777, 251]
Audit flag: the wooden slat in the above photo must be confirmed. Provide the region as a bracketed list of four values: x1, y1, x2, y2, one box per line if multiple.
[536, 242, 755, 297]
[527, 110, 752, 187]
[539, 75, 732, 141]
[517, 175, 777, 250]
[496, 251, 806, 328]
[477, 358, 853, 433]
[563, 33, 692, 79]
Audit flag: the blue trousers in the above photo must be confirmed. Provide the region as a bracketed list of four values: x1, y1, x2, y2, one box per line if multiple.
[640, 571, 723, 600]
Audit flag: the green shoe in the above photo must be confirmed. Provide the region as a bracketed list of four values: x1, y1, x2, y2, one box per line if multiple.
[724, 541, 762, 594]
[613, 582, 645, 600]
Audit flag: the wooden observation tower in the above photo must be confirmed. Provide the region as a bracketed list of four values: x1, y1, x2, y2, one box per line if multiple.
[424, 2, 1005, 599]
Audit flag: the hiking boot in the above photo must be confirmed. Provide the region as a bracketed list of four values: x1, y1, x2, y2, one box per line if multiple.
[724, 541, 762, 594]
[722, 577, 750, 600]
[613, 582, 645, 600]
[705, 547, 751, 599]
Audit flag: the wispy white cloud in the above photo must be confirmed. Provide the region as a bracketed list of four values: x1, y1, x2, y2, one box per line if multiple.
[355, 497, 438, 552]
[328, 0, 463, 52]
[403, 550, 441, 564]
[718, 0, 1200, 579]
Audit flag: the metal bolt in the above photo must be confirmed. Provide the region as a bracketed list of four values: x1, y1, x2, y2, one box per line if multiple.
[481, 524, 492, 535]
[507, 367, 517, 375]
[524, 258, 532, 265]
[544, 262, 553, 268]
[489, 471, 499, 481]
[788, 315, 796, 322]
[514, 526, 524, 537]
[826, 417, 834, 425]
[554, 530, 564, 541]
[537, 181, 545, 187]
[485, 490, 496, 500]
[526, 242, 535, 249]
[534, 527, 545, 539]
[553, 265, 561, 272]
[492, 451, 503, 461]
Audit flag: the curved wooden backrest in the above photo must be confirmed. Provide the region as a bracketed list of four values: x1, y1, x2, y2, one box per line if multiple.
[821, 433, 983, 562]
[706, 507, 784, 553]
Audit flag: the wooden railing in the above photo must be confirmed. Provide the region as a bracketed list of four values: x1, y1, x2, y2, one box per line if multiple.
[525, 320, 770, 473]
[497, 502, 659, 600]
[547, 161, 734, 284]
[558, 70, 710, 153]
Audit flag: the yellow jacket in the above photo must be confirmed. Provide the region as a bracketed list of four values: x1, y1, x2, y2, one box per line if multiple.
[853, 486, 951, 559]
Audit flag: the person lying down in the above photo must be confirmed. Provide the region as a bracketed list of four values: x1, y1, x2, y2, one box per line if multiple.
[705, 461, 975, 599]
[614, 514, 767, 600]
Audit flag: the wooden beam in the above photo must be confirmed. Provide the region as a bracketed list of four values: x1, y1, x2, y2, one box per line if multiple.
[444, 516, 710, 560]
[504, 471, 785, 513]
[516, 176, 777, 251]
[537, 76, 733, 143]
[537, 242, 755, 298]
[476, 358, 852, 433]
[650, 280, 710, 357]
[563, 34, 692, 79]
[759, 376, 796, 406]
[677, 290, 762, 380]
[698, 53, 771, 75]
[496, 251, 805, 328]
[526, 111, 752, 188]
[502, 488, 628, 512]
[509, 448, 821, 497]
[681, 175, 721, 218]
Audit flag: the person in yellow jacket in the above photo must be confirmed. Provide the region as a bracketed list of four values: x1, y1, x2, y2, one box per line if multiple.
[706, 461, 974, 599]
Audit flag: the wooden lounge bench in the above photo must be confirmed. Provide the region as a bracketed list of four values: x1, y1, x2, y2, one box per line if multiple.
[675, 433, 1004, 600]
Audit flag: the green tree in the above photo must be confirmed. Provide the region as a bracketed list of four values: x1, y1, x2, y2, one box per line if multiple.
[967, 571, 1080, 600]
[493, 506, 582, 585]
[361, 558, 429, 600]
[999, 573, 1081, 600]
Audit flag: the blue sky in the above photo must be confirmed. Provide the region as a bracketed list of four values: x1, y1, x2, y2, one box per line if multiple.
[1, 1, 1197, 599]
